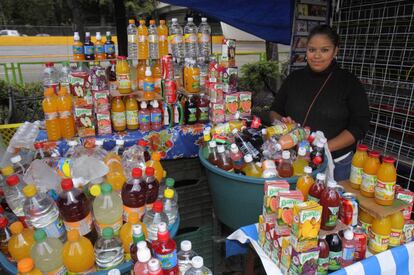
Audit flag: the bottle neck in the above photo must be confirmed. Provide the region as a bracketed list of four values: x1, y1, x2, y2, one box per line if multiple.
[157, 231, 170, 242]
[132, 233, 145, 244]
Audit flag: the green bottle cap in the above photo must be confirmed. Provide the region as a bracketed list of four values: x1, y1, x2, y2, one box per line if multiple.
[102, 227, 114, 239]
[34, 229, 47, 242]
[101, 183, 112, 195]
[166, 178, 175, 187]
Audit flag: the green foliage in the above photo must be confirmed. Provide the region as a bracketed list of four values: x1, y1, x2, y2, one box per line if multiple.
[238, 60, 281, 94]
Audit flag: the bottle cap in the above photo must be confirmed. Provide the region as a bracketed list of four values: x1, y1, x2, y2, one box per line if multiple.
[1, 165, 14, 177]
[5, 174, 19, 186]
[157, 222, 167, 233]
[101, 183, 112, 195]
[34, 229, 47, 242]
[133, 224, 143, 236]
[137, 246, 151, 262]
[67, 230, 80, 241]
[357, 144, 368, 151]
[319, 235, 326, 239]
[148, 259, 161, 271]
[139, 19, 145, 25]
[230, 144, 239, 153]
[116, 139, 124, 146]
[106, 31, 111, 36]
[68, 140, 78, 147]
[34, 142, 43, 149]
[164, 189, 174, 199]
[102, 227, 114, 239]
[149, 19, 155, 25]
[117, 56, 126, 60]
[132, 168, 143, 178]
[10, 155, 22, 164]
[327, 180, 337, 188]
[137, 240, 147, 250]
[89, 184, 101, 197]
[368, 150, 380, 158]
[85, 32, 90, 36]
[145, 66, 152, 76]
[151, 152, 161, 161]
[304, 166, 312, 174]
[187, 17, 194, 22]
[209, 141, 217, 148]
[282, 151, 290, 159]
[165, 178, 175, 187]
[23, 184, 37, 198]
[96, 32, 101, 40]
[108, 269, 121, 275]
[192, 256, 204, 268]
[316, 173, 326, 181]
[0, 217, 7, 228]
[261, 129, 267, 136]
[138, 139, 148, 147]
[160, 20, 165, 24]
[74, 32, 80, 40]
[140, 101, 147, 109]
[129, 19, 135, 24]
[152, 200, 163, 212]
[201, 17, 207, 22]
[244, 154, 253, 163]
[172, 18, 178, 23]
[0, 206, 4, 213]
[344, 228, 354, 240]
[61, 178, 74, 191]
[95, 139, 104, 146]
[217, 145, 225, 153]
[181, 240, 192, 251]
[17, 258, 35, 273]
[152, 100, 159, 108]
[298, 147, 306, 156]
[145, 167, 155, 176]
[383, 156, 395, 164]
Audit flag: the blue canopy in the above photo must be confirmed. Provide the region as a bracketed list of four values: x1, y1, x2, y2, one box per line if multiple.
[162, 0, 294, 45]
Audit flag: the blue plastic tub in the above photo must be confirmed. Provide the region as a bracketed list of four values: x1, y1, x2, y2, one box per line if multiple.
[199, 148, 327, 230]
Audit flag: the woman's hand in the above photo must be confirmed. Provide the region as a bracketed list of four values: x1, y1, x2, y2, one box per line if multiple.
[281, 116, 296, 124]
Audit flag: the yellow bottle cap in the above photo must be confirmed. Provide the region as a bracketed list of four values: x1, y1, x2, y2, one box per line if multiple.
[164, 189, 174, 199]
[89, 184, 101, 197]
[23, 184, 37, 198]
[9, 221, 23, 234]
[1, 165, 14, 176]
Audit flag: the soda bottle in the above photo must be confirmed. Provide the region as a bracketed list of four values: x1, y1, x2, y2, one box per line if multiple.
[72, 32, 84, 61]
[149, 20, 159, 60]
[91, 183, 123, 235]
[360, 151, 380, 198]
[138, 20, 149, 60]
[84, 32, 95, 60]
[62, 230, 95, 273]
[341, 228, 355, 267]
[198, 17, 211, 61]
[144, 167, 160, 210]
[207, 141, 219, 166]
[184, 94, 197, 125]
[184, 17, 198, 59]
[143, 66, 155, 100]
[17, 258, 42, 275]
[57, 86, 75, 139]
[296, 166, 314, 200]
[43, 87, 62, 141]
[120, 213, 147, 259]
[152, 222, 179, 274]
[56, 179, 96, 243]
[320, 180, 341, 230]
[134, 241, 151, 274]
[196, 93, 209, 123]
[7, 221, 34, 261]
[107, 60, 117, 94]
[142, 200, 168, 241]
[137, 59, 147, 90]
[43, 62, 59, 92]
[293, 147, 308, 176]
[59, 61, 71, 89]
[277, 151, 294, 178]
[94, 227, 124, 270]
[217, 145, 234, 172]
[229, 144, 244, 173]
[4, 174, 26, 222]
[326, 233, 342, 272]
[130, 227, 148, 264]
[152, 59, 162, 93]
[105, 31, 116, 59]
[127, 19, 138, 59]
[116, 56, 132, 94]
[169, 18, 185, 59]
[278, 128, 308, 150]
[159, 177, 178, 203]
[232, 128, 261, 161]
[184, 59, 200, 93]
[178, 240, 197, 274]
[126, 95, 139, 130]
[242, 154, 262, 178]
[111, 96, 127, 132]
[310, 142, 325, 170]
[122, 168, 147, 221]
[31, 229, 66, 274]
[185, 256, 212, 275]
[375, 156, 397, 206]
[389, 211, 404, 248]
[358, 208, 373, 235]
[317, 235, 329, 275]
[148, 258, 164, 275]
[308, 173, 326, 203]
[146, 152, 165, 183]
[350, 144, 368, 189]
[95, 32, 106, 60]
[369, 215, 391, 254]
[139, 101, 151, 132]
[163, 189, 178, 225]
[150, 100, 163, 131]
[22, 184, 66, 242]
[158, 20, 169, 58]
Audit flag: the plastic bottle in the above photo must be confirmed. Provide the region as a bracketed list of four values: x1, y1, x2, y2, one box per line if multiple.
[120, 213, 147, 259]
[158, 20, 169, 58]
[125, 95, 139, 130]
[358, 208, 373, 235]
[217, 145, 234, 172]
[7, 221, 34, 261]
[127, 19, 138, 59]
[59, 61, 71, 88]
[310, 141, 325, 170]
[95, 32, 106, 60]
[169, 18, 185, 59]
[43, 62, 59, 92]
[184, 256, 212, 275]
[94, 227, 124, 270]
[0, 217, 11, 258]
[10, 156, 26, 177]
[320, 180, 341, 230]
[138, 19, 149, 60]
[278, 128, 308, 150]
[149, 20, 159, 60]
[107, 60, 118, 93]
[369, 215, 391, 254]
[43, 87, 62, 141]
[184, 17, 198, 59]
[84, 32, 95, 60]
[72, 32, 84, 60]
[152, 222, 179, 274]
[184, 59, 200, 93]
[91, 183, 123, 235]
[360, 151, 381, 198]
[229, 144, 244, 173]
[196, 93, 209, 123]
[4, 174, 26, 221]
[152, 59, 162, 93]
[139, 101, 151, 132]
[111, 96, 127, 132]
[17, 258, 42, 275]
[198, 17, 211, 60]
[350, 144, 368, 189]
[130, 227, 147, 264]
[242, 154, 262, 178]
[207, 141, 219, 166]
[296, 166, 314, 200]
[293, 147, 309, 176]
[57, 87, 75, 139]
[148, 258, 164, 275]
[232, 128, 261, 161]
[122, 168, 147, 221]
[389, 211, 404, 248]
[308, 173, 326, 203]
[151, 100, 163, 131]
[277, 151, 294, 178]
[178, 240, 197, 274]
[326, 233, 342, 272]
[116, 56, 132, 94]
[341, 228, 355, 267]
[317, 235, 329, 275]
[375, 156, 397, 206]
[62, 230, 95, 273]
[159, 178, 178, 203]
[0, 205, 18, 227]
[143, 66, 155, 100]
[134, 241, 151, 274]
[184, 94, 198, 125]
[144, 167, 160, 210]
[163, 189, 178, 225]
[137, 59, 147, 90]
[146, 152, 165, 183]
[31, 229, 66, 274]
[143, 201, 168, 241]
[105, 31, 116, 59]
[93, 139, 108, 160]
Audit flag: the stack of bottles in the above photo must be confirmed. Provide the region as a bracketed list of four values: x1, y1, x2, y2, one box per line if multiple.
[72, 31, 116, 61]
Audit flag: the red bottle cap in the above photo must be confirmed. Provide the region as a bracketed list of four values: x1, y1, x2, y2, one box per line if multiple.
[382, 156, 395, 164]
[152, 201, 163, 212]
[138, 140, 148, 147]
[45, 62, 54, 67]
[368, 150, 380, 158]
[34, 142, 43, 149]
[0, 205, 4, 213]
[6, 175, 19, 186]
[0, 217, 7, 228]
[117, 56, 126, 60]
[132, 168, 143, 178]
[357, 144, 368, 151]
[61, 179, 74, 191]
[145, 167, 155, 176]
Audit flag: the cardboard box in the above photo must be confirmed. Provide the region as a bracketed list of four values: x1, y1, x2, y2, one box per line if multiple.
[289, 247, 320, 275]
[74, 104, 95, 137]
[396, 188, 414, 220]
[96, 112, 112, 136]
[403, 220, 414, 244]
[279, 236, 291, 272]
[276, 190, 304, 227]
[69, 70, 92, 105]
[222, 67, 238, 93]
[238, 91, 252, 117]
[93, 90, 110, 114]
[209, 102, 225, 124]
[224, 93, 239, 121]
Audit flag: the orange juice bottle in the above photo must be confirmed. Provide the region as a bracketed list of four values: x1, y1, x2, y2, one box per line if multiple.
[62, 230, 95, 274]
[375, 156, 397, 206]
[358, 208, 373, 235]
[145, 152, 166, 183]
[360, 151, 380, 198]
[143, 66, 155, 100]
[350, 144, 368, 189]
[185, 59, 200, 93]
[104, 152, 127, 192]
[119, 212, 147, 260]
[369, 215, 391, 254]
[152, 59, 162, 94]
[125, 95, 139, 130]
[137, 59, 147, 90]
[158, 19, 169, 57]
[72, 32, 84, 61]
[242, 154, 262, 178]
[17, 258, 42, 275]
[57, 87, 75, 139]
[8, 222, 35, 261]
[296, 166, 314, 200]
[94, 32, 106, 61]
[389, 211, 404, 248]
[42, 87, 61, 141]
[116, 56, 131, 94]
[111, 96, 126, 132]
[138, 19, 149, 60]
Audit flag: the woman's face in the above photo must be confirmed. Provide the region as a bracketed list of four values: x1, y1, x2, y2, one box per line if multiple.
[306, 34, 338, 72]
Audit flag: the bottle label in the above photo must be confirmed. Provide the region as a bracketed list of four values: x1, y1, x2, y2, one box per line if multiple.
[138, 35, 147, 43]
[95, 44, 104, 54]
[139, 112, 150, 125]
[138, 80, 144, 90]
[95, 217, 123, 235]
[359, 220, 371, 235]
[192, 75, 200, 89]
[156, 250, 177, 269]
[46, 265, 67, 275]
[109, 81, 118, 93]
[143, 81, 155, 92]
[126, 110, 138, 125]
[84, 45, 94, 55]
[72, 45, 83, 54]
[45, 112, 58, 120]
[117, 73, 131, 89]
[350, 165, 363, 185]
[128, 34, 136, 43]
[328, 250, 341, 271]
[361, 173, 376, 193]
[149, 34, 157, 43]
[325, 206, 339, 227]
[123, 205, 145, 222]
[199, 33, 210, 43]
[169, 34, 183, 44]
[375, 180, 396, 201]
[179, 261, 192, 274]
[105, 44, 115, 54]
[316, 257, 329, 275]
[63, 212, 93, 236]
[154, 78, 161, 89]
[342, 245, 355, 261]
[151, 112, 162, 124]
[198, 106, 209, 121]
[41, 217, 66, 239]
[187, 107, 197, 123]
[389, 228, 402, 247]
[307, 195, 319, 203]
[184, 33, 197, 43]
[159, 35, 167, 42]
[369, 231, 389, 253]
[112, 111, 126, 127]
[59, 110, 72, 119]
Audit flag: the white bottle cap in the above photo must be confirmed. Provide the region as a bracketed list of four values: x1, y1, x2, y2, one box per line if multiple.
[116, 139, 124, 146]
[344, 228, 354, 240]
[298, 147, 306, 156]
[108, 269, 121, 275]
[145, 67, 152, 76]
[230, 144, 239, 153]
[10, 155, 22, 164]
[192, 256, 204, 268]
[316, 142, 324, 148]
[137, 241, 147, 249]
[217, 145, 225, 153]
[275, 143, 282, 151]
[158, 222, 167, 233]
[187, 17, 194, 22]
[152, 100, 159, 108]
[95, 139, 103, 146]
[327, 180, 337, 188]
[282, 151, 290, 159]
[148, 259, 161, 271]
[106, 31, 111, 36]
[141, 101, 147, 109]
[304, 166, 312, 174]
[172, 18, 178, 23]
[96, 32, 101, 40]
[133, 224, 143, 236]
[244, 154, 253, 163]
[261, 129, 267, 136]
[74, 32, 80, 40]
[137, 246, 151, 262]
[180, 240, 192, 251]
[68, 140, 78, 146]
[85, 32, 90, 36]
[201, 17, 207, 22]
[209, 141, 217, 148]
[316, 173, 326, 181]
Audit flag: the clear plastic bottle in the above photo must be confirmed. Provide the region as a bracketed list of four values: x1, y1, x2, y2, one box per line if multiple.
[59, 61, 71, 88]
[57, 87, 76, 139]
[293, 147, 309, 176]
[144, 167, 160, 210]
[72, 32, 84, 61]
[4, 175, 26, 223]
[198, 17, 211, 61]
[184, 256, 212, 275]
[8, 221, 34, 261]
[149, 19, 159, 60]
[138, 19, 149, 60]
[169, 18, 185, 59]
[43, 87, 62, 141]
[296, 166, 314, 200]
[94, 227, 124, 270]
[0, 217, 11, 258]
[158, 20, 169, 57]
[143, 66, 155, 100]
[150, 100, 163, 131]
[93, 139, 108, 160]
[184, 17, 198, 59]
[277, 150, 294, 178]
[43, 62, 59, 92]
[31, 229, 66, 274]
[105, 31, 116, 59]
[94, 32, 105, 60]
[139, 101, 151, 132]
[178, 240, 197, 274]
[217, 145, 234, 172]
[22, 184, 66, 242]
[163, 189, 178, 225]
[159, 178, 178, 202]
[152, 222, 179, 274]
[230, 144, 244, 173]
[134, 241, 151, 274]
[127, 19, 138, 59]
[10, 155, 26, 176]
[341, 228, 355, 267]
[17, 258, 42, 275]
[121, 168, 147, 221]
[242, 154, 262, 178]
[142, 200, 169, 241]
[84, 32, 95, 60]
